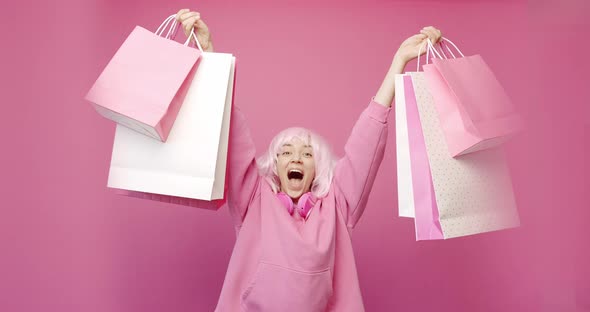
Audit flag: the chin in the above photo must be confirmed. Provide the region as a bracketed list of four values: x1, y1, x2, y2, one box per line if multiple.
[284, 187, 309, 202]
[286, 190, 304, 199]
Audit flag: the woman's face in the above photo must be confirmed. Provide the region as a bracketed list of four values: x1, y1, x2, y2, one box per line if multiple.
[276, 138, 316, 203]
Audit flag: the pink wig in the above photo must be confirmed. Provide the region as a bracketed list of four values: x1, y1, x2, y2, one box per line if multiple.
[257, 127, 336, 198]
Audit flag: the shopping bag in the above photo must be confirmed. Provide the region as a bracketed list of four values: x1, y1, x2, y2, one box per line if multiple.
[114, 189, 224, 210]
[107, 52, 236, 204]
[422, 38, 523, 157]
[402, 75, 444, 240]
[86, 15, 202, 142]
[395, 74, 416, 218]
[408, 71, 520, 240]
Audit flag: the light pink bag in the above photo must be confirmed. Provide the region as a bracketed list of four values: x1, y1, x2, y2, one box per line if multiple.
[86, 15, 202, 142]
[422, 38, 523, 157]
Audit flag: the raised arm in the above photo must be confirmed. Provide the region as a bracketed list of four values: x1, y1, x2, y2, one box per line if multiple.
[332, 99, 390, 229]
[374, 26, 442, 107]
[179, 9, 260, 229]
[334, 27, 442, 228]
[225, 106, 260, 229]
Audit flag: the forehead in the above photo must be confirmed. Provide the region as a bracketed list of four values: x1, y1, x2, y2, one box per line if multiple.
[281, 137, 312, 149]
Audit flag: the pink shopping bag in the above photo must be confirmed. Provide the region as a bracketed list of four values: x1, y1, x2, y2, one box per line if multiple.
[423, 38, 523, 157]
[403, 75, 444, 240]
[86, 15, 202, 142]
[408, 71, 520, 240]
[108, 52, 236, 207]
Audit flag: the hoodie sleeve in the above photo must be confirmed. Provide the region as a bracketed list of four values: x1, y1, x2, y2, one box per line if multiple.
[332, 98, 391, 229]
[224, 105, 261, 229]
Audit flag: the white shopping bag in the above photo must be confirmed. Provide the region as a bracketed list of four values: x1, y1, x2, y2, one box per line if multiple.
[395, 74, 415, 218]
[107, 52, 236, 201]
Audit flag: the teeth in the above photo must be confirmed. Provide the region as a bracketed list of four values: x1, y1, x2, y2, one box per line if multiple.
[289, 169, 303, 174]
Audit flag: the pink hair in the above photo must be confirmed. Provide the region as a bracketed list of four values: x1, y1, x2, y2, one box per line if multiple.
[257, 127, 336, 198]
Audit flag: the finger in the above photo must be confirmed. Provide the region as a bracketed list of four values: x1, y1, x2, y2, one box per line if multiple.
[412, 34, 428, 44]
[422, 26, 436, 36]
[420, 29, 434, 43]
[424, 29, 437, 44]
[426, 27, 442, 43]
[182, 16, 198, 30]
[178, 11, 199, 24]
[176, 9, 190, 21]
[182, 16, 198, 33]
[179, 11, 199, 23]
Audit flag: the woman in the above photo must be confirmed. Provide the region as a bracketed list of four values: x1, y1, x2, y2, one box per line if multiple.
[177, 9, 441, 312]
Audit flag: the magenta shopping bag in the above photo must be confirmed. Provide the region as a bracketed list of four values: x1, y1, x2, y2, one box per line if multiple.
[403, 75, 444, 240]
[86, 15, 202, 142]
[422, 38, 523, 157]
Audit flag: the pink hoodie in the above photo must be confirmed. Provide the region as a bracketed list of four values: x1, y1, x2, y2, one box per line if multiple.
[215, 99, 390, 312]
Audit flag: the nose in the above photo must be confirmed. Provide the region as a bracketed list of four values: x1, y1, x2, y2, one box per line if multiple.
[290, 153, 302, 163]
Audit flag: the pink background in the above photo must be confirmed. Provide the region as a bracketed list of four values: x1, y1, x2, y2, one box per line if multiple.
[1, 0, 588, 311]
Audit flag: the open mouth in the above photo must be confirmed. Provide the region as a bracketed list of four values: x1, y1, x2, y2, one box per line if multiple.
[288, 169, 304, 180]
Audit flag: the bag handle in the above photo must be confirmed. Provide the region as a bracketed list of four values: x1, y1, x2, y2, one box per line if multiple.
[433, 37, 465, 59]
[155, 15, 177, 39]
[442, 38, 465, 58]
[427, 37, 466, 60]
[155, 14, 203, 51]
[416, 40, 442, 71]
[417, 40, 440, 71]
[416, 37, 466, 71]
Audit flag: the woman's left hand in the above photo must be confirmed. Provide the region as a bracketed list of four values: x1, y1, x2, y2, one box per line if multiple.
[394, 26, 442, 64]
[373, 26, 442, 107]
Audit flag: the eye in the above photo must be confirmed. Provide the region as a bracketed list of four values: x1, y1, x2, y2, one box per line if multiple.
[304, 152, 313, 157]
[281, 151, 292, 156]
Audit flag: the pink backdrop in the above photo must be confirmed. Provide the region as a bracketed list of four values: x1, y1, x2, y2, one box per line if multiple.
[1, 0, 588, 311]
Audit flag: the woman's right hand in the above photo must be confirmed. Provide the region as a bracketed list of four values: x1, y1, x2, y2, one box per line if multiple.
[176, 9, 214, 52]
